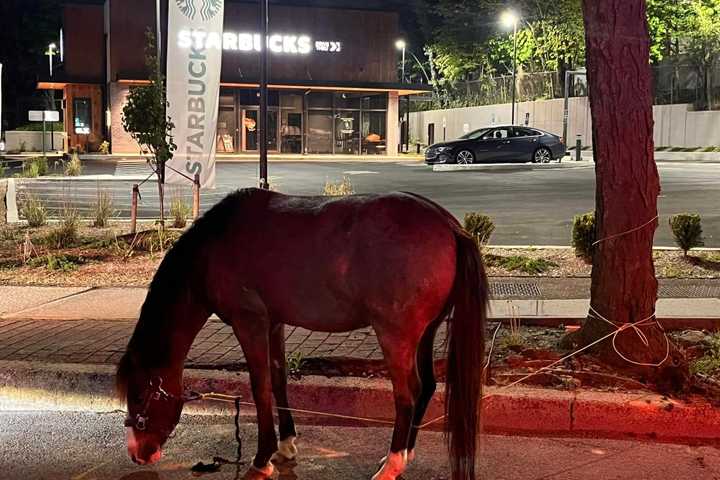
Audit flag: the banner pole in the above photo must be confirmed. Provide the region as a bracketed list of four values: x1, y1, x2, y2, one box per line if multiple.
[259, 0, 269, 190]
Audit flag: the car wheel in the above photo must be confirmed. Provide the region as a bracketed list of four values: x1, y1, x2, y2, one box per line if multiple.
[456, 150, 475, 165]
[533, 147, 552, 163]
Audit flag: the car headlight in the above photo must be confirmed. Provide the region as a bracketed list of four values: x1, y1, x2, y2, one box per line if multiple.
[436, 146, 452, 153]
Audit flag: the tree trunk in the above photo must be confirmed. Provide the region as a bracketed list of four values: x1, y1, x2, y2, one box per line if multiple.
[568, 0, 687, 390]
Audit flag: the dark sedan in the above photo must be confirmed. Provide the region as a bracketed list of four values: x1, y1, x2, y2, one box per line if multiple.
[425, 125, 566, 165]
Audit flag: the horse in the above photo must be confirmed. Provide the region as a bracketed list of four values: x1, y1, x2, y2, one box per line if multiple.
[116, 188, 488, 480]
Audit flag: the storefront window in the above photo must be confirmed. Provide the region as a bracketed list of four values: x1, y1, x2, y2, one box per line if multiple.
[73, 98, 91, 135]
[307, 92, 333, 109]
[307, 110, 333, 154]
[281, 94, 303, 154]
[361, 94, 388, 110]
[335, 111, 360, 154]
[217, 94, 237, 153]
[335, 92, 361, 110]
[362, 111, 387, 155]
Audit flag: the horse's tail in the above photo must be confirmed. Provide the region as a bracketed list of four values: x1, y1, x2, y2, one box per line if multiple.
[445, 229, 488, 480]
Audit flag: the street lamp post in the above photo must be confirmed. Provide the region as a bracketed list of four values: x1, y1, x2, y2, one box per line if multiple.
[259, 0, 269, 189]
[396, 39, 407, 153]
[46, 43, 58, 152]
[501, 10, 519, 125]
[0, 62, 4, 151]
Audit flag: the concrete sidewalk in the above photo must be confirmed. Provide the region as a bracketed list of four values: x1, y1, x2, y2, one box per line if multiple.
[0, 284, 718, 368]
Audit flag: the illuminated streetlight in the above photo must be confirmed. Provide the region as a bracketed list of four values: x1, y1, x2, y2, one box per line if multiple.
[395, 39, 406, 83]
[500, 10, 519, 124]
[46, 43, 58, 77]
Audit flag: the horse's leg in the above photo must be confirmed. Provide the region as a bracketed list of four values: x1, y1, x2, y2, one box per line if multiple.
[230, 317, 278, 478]
[406, 322, 441, 463]
[269, 323, 298, 462]
[372, 330, 423, 480]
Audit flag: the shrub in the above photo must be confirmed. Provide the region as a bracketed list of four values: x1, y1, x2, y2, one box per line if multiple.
[690, 333, 720, 376]
[21, 195, 47, 227]
[323, 176, 354, 196]
[669, 213, 704, 256]
[64, 151, 83, 176]
[170, 197, 191, 228]
[22, 156, 48, 177]
[29, 253, 83, 272]
[463, 212, 495, 247]
[92, 190, 115, 228]
[46, 205, 80, 249]
[571, 211, 596, 262]
[98, 141, 110, 155]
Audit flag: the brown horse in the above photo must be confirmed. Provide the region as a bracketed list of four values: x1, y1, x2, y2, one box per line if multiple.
[116, 188, 488, 480]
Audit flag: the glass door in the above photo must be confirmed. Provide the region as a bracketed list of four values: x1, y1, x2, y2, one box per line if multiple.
[242, 109, 279, 152]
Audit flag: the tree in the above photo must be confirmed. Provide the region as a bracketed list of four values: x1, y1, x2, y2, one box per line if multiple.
[683, 0, 720, 110]
[121, 30, 176, 225]
[565, 0, 687, 390]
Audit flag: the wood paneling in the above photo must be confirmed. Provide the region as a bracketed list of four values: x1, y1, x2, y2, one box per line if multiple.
[64, 5, 105, 82]
[64, 84, 104, 152]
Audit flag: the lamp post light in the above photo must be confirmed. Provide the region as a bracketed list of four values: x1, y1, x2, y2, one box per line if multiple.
[46, 43, 57, 77]
[395, 39, 406, 83]
[500, 10, 519, 125]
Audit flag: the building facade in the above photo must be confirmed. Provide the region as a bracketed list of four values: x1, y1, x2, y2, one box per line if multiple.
[39, 0, 426, 156]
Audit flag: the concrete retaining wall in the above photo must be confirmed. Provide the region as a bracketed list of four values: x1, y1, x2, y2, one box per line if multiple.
[4, 131, 66, 153]
[410, 99, 720, 148]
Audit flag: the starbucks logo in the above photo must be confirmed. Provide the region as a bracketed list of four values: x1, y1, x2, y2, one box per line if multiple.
[176, 0, 222, 21]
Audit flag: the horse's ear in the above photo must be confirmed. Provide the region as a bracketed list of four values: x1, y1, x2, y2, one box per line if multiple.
[116, 352, 134, 400]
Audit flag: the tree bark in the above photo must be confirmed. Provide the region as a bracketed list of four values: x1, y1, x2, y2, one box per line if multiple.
[569, 0, 687, 390]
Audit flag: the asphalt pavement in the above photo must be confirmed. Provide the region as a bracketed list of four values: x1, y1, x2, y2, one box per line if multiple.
[9, 160, 720, 246]
[1, 411, 719, 480]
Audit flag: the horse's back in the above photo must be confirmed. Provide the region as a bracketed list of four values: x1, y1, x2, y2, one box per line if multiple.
[206, 189, 458, 332]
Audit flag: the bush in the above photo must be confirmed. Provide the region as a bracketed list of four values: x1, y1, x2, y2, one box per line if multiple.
[669, 213, 703, 256]
[64, 151, 83, 176]
[571, 211, 596, 262]
[323, 176, 354, 196]
[29, 253, 83, 272]
[485, 254, 557, 275]
[22, 156, 48, 178]
[463, 212, 495, 247]
[46, 205, 80, 249]
[92, 190, 115, 228]
[21, 195, 47, 227]
[690, 333, 720, 376]
[170, 197, 191, 228]
[98, 141, 110, 155]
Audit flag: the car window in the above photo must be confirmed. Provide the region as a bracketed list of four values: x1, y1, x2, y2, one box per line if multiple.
[512, 127, 535, 137]
[492, 128, 510, 139]
[459, 128, 491, 140]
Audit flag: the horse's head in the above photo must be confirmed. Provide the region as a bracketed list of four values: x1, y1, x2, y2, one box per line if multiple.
[117, 353, 184, 465]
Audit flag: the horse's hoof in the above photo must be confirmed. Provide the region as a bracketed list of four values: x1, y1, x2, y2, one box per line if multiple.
[371, 450, 407, 480]
[243, 461, 275, 479]
[271, 436, 298, 463]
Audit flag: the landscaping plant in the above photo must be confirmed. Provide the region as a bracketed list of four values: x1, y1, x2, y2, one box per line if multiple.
[669, 213, 704, 256]
[170, 196, 191, 228]
[98, 141, 110, 155]
[690, 333, 720, 377]
[21, 195, 47, 227]
[323, 176, 355, 196]
[22, 156, 48, 178]
[571, 211, 595, 262]
[92, 190, 115, 228]
[64, 151, 83, 176]
[463, 212, 495, 247]
[46, 205, 80, 249]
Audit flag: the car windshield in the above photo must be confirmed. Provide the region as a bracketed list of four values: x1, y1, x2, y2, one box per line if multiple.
[459, 128, 492, 140]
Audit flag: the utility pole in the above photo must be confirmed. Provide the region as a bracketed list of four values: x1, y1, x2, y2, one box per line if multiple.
[259, 0, 269, 189]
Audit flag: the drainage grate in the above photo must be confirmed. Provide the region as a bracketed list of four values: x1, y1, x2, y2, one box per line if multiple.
[490, 282, 541, 298]
[659, 284, 720, 298]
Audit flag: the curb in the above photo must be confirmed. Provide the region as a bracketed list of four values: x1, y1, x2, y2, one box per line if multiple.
[1, 360, 718, 444]
[432, 162, 593, 172]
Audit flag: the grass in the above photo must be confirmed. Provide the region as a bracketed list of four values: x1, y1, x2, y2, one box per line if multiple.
[20, 195, 48, 227]
[170, 197, 191, 228]
[45, 206, 80, 249]
[92, 191, 115, 228]
[286, 351, 306, 379]
[690, 333, 720, 377]
[485, 254, 558, 275]
[28, 253, 85, 272]
[323, 176, 354, 196]
[21, 156, 48, 177]
[64, 152, 83, 176]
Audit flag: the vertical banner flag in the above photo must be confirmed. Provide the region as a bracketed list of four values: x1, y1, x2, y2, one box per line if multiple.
[166, 0, 224, 188]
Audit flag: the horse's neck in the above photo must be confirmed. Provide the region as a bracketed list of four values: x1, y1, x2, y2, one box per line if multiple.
[134, 287, 209, 392]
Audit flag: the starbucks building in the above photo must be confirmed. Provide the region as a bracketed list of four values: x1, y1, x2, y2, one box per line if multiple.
[38, 0, 426, 157]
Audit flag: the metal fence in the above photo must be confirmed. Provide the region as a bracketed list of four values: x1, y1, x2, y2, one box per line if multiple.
[415, 63, 720, 111]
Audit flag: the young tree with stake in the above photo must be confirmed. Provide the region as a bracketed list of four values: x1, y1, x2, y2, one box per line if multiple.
[122, 30, 176, 225]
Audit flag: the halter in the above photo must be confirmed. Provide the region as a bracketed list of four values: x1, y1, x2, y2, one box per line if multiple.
[124, 377, 200, 434]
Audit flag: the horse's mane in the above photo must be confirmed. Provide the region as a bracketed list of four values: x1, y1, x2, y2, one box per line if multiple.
[116, 188, 265, 398]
